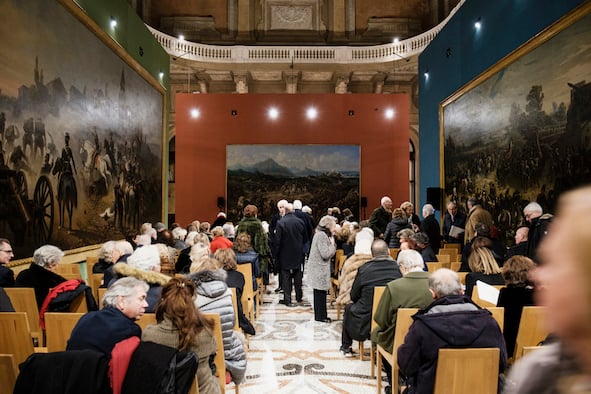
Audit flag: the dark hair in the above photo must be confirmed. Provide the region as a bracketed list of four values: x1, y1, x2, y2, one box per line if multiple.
[502, 255, 535, 286]
[233, 232, 252, 253]
[155, 277, 213, 351]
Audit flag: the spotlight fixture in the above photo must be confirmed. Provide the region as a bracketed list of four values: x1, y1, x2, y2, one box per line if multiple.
[385, 108, 395, 119]
[178, 34, 185, 42]
[306, 107, 318, 120]
[474, 17, 482, 30]
[231, 109, 238, 116]
[190, 108, 200, 118]
[268, 107, 279, 119]
[424, 70, 429, 80]
[110, 17, 117, 28]
[348, 110, 355, 116]
[393, 37, 399, 44]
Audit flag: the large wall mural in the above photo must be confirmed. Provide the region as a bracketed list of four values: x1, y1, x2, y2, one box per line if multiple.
[0, 0, 164, 258]
[441, 5, 591, 244]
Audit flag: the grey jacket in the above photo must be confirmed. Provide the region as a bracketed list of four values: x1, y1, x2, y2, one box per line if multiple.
[307, 230, 336, 291]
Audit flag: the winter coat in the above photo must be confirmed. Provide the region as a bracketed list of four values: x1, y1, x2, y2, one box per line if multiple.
[336, 253, 373, 305]
[527, 213, 553, 263]
[497, 285, 535, 357]
[273, 212, 306, 271]
[15, 262, 67, 308]
[187, 269, 247, 384]
[235, 248, 259, 290]
[67, 306, 142, 357]
[464, 272, 505, 298]
[307, 230, 336, 291]
[345, 257, 402, 341]
[142, 317, 221, 394]
[111, 263, 171, 312]
[369, 206, 391, 237]
[236, 216, 271, 273]
[384, 218, 411, 248]
[0, 265, 15, 287]
[464, 205, 493, 244]
[420, 214, 441, 254]
[397, 295, 507, 394]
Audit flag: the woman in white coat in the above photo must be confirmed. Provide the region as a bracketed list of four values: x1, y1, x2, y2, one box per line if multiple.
[307, 215, 337, 322]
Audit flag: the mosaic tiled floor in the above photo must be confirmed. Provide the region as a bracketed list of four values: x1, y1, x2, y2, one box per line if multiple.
[235, 275, 384, 394]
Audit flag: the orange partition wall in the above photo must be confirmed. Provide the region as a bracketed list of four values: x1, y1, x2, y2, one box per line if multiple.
[175, 93, 409, 224]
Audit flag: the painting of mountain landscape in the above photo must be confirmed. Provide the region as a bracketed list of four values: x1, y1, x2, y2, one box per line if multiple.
[226, 145, 360, 223]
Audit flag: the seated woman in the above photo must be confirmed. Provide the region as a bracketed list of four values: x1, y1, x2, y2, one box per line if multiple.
[176, 234, 210, 274]
[142, 277, 221, 394]
[96, 240, 133, 287]
[67, 277, 148, 356]
[497, 255, 536, 356]
[15, 245, 67, 308]
[214, 248, 255, 335]
[336, 227, 374, 306]
[465, 246, 505, 298]
[111, 244, 170, 312]
[384, 208, 412, 248]
[233, 232, 259, 290]
[187, 257, 246, 385]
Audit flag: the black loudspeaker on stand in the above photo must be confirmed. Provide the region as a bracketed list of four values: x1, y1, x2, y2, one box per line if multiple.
[426, 187, 442, 211]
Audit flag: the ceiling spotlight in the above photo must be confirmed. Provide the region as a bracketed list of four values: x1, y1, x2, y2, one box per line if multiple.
[190, 108, 200, 118]
[110, 17, 117, 28]
[385, 108, 395, 119]
[474, 18, 482, 30]
[306, 107, 318, 120]
[393, 37, 399, 44]
[268, 107, 279, 119]
[178, 34, 185, 42]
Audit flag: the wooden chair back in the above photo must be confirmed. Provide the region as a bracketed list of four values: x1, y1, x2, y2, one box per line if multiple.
[235, 264, 255, 324]
[188, 376, 200, 394]
[457, 272, 468, 285]
[85, 256, 100, 297]
[521, 346, 542, 356]
[45, 312, 85, 352]
[484, 306, 504, 332]
[450, 261, 461, 272]
[436, 254, 451, 264]
[230, 288, 240, 331]
[434, 348, 500, 394]
[0, 312, 36, 366]
[4, 287, 43, 346]
[136, 313, 157, 331]
[444, 243, 462, 252]
[55, 263, 82, 280]
[203, 313, 228, 394]
[369, 286, 385, 377]
[68, 292, 90, 313]
[91, 273, 104, 300]
[471, 285, 505, 308]
[426, 262, 442, 272]
[98, 288, 107, 309]
[388, 248, 400, 259]
[513, 306, 548, 361]
[333, 249, 344, 276]
[85, 256, 99, 282]
[0, 354, 17, 394]
[437, 248, 458, 261]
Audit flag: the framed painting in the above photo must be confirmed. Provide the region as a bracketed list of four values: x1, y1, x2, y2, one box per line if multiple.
[440, 2, 591, 243]
[226, 144, 360, 223]
[0, 0, 165, 258]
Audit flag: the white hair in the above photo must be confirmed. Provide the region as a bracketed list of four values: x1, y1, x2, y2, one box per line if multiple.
[524, 202, 543, 215]
[397, 249, 425, 271]
[422, 204, 435, 215]
[429, 268, 462, 297]
[103, 277, 149, 307]
[33, 245, 64, 268]
[277, 199, 288, 209]
[381, 196, 392, 206]
[293, 200, 303, 209]
[127, 245, 160, 271]
[171, 227, 187, 241]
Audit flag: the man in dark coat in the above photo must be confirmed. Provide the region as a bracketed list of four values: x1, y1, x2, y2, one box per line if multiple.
[420, 204, 441, 254]
[0, 238, 15, 287]
[398, 268, 507, 394]
[507, 226, 529, 258]
[273, 203, 307, 306]
[293, 199, 314, 255]
[340, 239, 402, 356]
[523, 202, 552, 263]
[442, 201, 466, 244]
[369, 196, 393, 239]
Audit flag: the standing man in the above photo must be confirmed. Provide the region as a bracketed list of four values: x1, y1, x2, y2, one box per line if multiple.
[442, 201, 466, 245]
[293, 199, 314, 256]
[274, 203, 307, 307]
[269, 199, 288, 293]
[0, 238, 15, 287]
[523, 202, 552, 263]
[420, 204, 441, 254]
[369, 196, 393, 239]
[464, 198, 493, 245]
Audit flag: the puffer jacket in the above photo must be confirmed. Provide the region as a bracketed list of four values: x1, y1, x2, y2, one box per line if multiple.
[111, 263, 170, 312]
[187, 269, 247, 384]
[336, 253, 372, 305]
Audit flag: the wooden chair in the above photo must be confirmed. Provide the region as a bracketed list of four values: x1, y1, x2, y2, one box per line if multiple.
[0, 354, 17, 394]
[202, 313, 239, 394]
[388, 248, 400, 259]
[437, 248, 458, 261]
[85, 256, 100, 298]
[188, 376, 200, 394]
[85, 256, 99, 282]
[513, 306, 548, 361]
[98, 288, 107, 309]
[136, 313, 157, 330]
[45, 312, 85, 352]
[55, 263, 82, 280]
[230, 288, 241, 331]
[484, 306, 504, 332]
[331, 254, 348, 320]
[457, 272, 468, 285]
[450, 261, 461, 272]
[255, 276, 264, 315]
[333, 249, 344, 276]
[433, 348, 500, 394]
[91, 273, 104, 300]
[435, 254, 451, 264]
[376, 308, 419, 394]
[235, 264, 255, 324]
[0, 312, 38, 366]
[368, 286, 385, 376]
[426, 262, 442, 272]
[471, 285, 505, 308]
[4, 287, 43, 346]
[521, 346, 542, 356]
[444, 243, 462, 252]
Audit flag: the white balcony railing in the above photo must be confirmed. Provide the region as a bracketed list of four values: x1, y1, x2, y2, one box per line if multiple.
[147, 0, 464, 65]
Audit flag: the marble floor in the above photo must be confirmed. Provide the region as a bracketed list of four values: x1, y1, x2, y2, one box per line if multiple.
[236, 274, 383, 394]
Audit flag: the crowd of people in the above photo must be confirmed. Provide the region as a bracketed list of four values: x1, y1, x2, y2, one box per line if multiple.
[1, 186, 590, 393]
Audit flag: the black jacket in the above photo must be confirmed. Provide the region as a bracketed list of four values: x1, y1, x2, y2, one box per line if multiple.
[527, 214, 552, 263]
[420, 215, 441, 254]
[398, 295, 507, 394]
[273, 212, 306, 271]
[384, 218, 411, 248]
[0, 265, 14, 287]
[15, 263, 67, 308]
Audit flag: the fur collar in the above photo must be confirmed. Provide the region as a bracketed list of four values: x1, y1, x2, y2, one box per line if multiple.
[186, 269, 227, 287]
[113, 262, 171, 286]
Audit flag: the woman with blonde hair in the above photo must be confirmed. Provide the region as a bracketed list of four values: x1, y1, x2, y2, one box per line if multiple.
[464, 246, 504, 297]
[505, 186, 591, 393]
[142, 278, 220, 394]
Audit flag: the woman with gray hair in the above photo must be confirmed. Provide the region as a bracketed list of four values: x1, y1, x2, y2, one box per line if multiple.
[67, 277, 148, 356]
[15, 245, 66, 308]
[307, 215, 337, 322]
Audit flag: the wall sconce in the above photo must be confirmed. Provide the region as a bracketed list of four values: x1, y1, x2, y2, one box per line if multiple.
[231, 109, 238, 116]
[190, 108, 200, 118]
[110, 17, 117, 28]
[385, 108, 395, 119]
[348, 110, 355, 116]
[306, 107, 318, 120]
[268, 107, 279, 119]
[474, 17, 482, 30]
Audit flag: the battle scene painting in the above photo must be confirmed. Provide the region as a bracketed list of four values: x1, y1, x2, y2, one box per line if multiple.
[442, 6, 591, 245]
[0, 0, 164, 258]
[226, 145, 360, 223]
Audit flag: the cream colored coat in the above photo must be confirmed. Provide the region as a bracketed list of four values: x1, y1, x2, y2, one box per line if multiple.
[336, 253, 372, 305]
